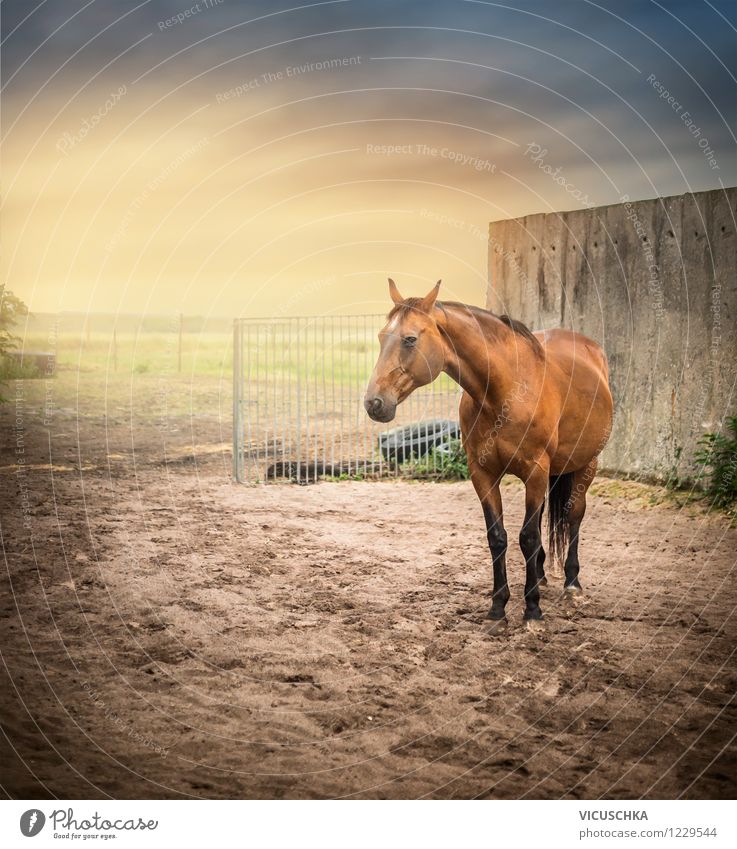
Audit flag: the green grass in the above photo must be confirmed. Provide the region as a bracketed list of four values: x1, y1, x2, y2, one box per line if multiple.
[400, 438, 470, 481]
[10, 328, 458, 424]
[21, 330, 233, 378]
[0, 355, 42, 402]
[11, 330, 234, 422]
[0, 355, 42, 381]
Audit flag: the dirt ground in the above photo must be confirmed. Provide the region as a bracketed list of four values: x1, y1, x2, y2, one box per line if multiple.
[1, 404, 736, 800]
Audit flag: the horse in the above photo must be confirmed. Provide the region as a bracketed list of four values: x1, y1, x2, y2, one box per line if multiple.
[364, 279, 613, 633]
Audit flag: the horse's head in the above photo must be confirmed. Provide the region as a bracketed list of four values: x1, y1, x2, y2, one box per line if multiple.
[364, 278, 445, 423]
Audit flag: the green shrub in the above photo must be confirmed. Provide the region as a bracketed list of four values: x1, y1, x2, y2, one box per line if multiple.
[0, 355, 42, 381]
[694, 416, 737, 511]
[1, 286, 30, 401]
[664, 445, 683, 490]
[402, 437, 470, 481]
[336, 471, 364, 481]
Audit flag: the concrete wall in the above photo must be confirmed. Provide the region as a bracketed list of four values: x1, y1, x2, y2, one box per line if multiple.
[487, 187, 737, 481]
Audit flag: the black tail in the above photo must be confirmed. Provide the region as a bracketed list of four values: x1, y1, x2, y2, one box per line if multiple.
[547, 472, 573, 567]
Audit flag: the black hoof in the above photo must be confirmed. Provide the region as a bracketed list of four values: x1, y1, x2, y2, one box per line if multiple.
[564, 584, 583, 597]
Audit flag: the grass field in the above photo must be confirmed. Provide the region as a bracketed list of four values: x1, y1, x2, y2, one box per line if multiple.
[11, 320, 458, 424]
[9, 330, 233, 423]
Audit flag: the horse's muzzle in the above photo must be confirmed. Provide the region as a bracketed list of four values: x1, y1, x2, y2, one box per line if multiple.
[364, 396, 396, 423]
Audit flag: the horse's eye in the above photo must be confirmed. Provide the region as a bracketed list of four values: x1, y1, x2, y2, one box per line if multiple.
[402, 336, 417, 348]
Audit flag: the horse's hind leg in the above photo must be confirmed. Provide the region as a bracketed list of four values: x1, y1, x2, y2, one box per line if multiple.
[535, 504, 547, 587]
[564, 458, 597, 596]
[520, 462, 549, 628]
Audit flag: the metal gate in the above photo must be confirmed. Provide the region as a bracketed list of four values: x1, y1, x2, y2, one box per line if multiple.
[232, 315, 463, 483]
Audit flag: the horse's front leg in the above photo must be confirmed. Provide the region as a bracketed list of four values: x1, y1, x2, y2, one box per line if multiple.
[535, 507, 547, 586]
[470, 467, 509, 633]
[520, 463, 549, 630]
[483, 487, 510, 632]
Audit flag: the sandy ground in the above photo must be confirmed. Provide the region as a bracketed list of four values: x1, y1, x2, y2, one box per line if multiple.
[1, 408, 736, 800]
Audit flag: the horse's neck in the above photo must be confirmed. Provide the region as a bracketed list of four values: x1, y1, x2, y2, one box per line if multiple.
[438, 305, 520, 410]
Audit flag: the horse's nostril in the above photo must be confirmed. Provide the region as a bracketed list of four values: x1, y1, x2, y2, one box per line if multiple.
[365, 397, 384, 416]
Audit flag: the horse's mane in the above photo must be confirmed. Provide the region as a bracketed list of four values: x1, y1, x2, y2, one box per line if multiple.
[496, 313, 544, 353]
[387, 300, 543, 355]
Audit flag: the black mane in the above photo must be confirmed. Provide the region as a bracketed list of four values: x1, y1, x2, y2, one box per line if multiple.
[496, 313, 543, 352]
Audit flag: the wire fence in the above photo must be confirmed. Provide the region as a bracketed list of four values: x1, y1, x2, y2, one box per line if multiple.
[19, 311, 233, 374]
[233, 315, 463, 484]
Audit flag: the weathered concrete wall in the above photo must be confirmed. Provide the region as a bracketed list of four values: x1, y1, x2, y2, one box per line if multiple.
[487, 188, 737, 481]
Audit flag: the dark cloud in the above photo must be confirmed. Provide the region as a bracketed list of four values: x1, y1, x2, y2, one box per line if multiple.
[2, 1, 734, 312]
[3, 0, 734, 199]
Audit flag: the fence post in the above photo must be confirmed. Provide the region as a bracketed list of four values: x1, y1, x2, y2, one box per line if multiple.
[231, 314, 457, 484]
[232, 320, 242, 482]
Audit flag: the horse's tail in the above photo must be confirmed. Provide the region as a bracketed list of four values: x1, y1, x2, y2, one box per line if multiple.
[547, 472, 573, 567]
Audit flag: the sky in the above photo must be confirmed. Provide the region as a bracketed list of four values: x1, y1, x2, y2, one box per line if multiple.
[2, 0, 735, 317]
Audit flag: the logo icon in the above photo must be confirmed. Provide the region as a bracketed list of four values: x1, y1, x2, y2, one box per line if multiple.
[20, 810, 45, 837]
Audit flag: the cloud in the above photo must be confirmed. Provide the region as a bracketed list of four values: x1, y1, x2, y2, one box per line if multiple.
[2, 0, 735, 313]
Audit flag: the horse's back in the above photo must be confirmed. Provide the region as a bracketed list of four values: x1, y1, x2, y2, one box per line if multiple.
[459, 325, 613, 476]
[536, 328, 609, 381]
[537, 328, 613, 470]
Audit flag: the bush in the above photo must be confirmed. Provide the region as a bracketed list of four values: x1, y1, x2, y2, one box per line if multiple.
[0, 286, 30, 402]
[402, 437, 470, 481]
[694, 416, 737, 511]
[0, 355, 42, 381]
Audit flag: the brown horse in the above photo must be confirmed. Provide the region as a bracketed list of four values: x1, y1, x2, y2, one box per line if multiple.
[365, 279, 613, 632]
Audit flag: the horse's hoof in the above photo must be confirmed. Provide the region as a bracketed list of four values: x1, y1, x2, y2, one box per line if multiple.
[524, 618, 546, 633]
[484, 618, 508, 636]
[564, 585, 584, 597]
[537, 576, 548, 588]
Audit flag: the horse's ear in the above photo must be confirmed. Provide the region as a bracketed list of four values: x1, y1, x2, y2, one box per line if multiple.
[420, 280, 441, 313]
[388, 278, 404, 304]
